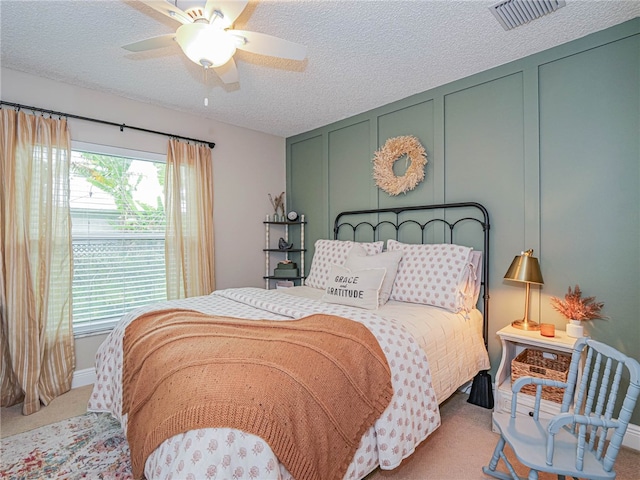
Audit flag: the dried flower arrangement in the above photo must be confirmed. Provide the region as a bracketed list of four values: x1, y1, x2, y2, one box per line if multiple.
[550, 285, 605, 321]
[372, 136, 427, 196]
[268, 192, 285, 217]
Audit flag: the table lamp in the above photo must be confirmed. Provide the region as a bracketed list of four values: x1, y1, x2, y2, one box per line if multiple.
[504, 249, 544, 330]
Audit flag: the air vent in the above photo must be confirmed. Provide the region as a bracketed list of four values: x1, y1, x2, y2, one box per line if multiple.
[490, 0, 566, 31]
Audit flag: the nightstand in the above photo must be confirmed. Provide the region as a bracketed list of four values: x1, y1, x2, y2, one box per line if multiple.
[493, 325, 579, 426]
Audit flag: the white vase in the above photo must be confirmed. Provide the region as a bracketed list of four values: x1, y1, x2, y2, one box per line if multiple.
[566, 320, 584, 338]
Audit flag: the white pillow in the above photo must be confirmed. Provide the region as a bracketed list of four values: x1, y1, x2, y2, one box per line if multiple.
[387, 240, 475, 312]
[305, 239, 384, 289]
[322, 264, 386, 310]
[344, 244, 403, 306]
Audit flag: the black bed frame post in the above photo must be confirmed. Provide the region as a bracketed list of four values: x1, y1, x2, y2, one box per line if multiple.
[334, 202, 494, 409]
[467, 202, 494, 409]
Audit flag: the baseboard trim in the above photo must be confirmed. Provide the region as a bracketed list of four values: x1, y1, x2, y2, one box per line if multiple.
[624, 422, 640, 451]
[71, 367, 96, 389]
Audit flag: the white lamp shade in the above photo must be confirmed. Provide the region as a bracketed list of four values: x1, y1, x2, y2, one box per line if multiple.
[176, 23, 237, 67]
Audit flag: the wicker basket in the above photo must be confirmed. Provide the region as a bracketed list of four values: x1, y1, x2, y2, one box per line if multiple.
[511, 349, 571, 403]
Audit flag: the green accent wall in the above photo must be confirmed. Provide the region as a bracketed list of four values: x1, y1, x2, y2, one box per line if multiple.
[287, 19, 640, 423]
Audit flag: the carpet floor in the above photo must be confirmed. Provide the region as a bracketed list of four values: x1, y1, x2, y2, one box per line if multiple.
[1, 388, 639, 479]
[1, 385, 94, 438]
[1, 411, 131, 479]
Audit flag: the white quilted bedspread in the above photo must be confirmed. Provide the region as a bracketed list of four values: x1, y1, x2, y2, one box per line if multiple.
[88, 287, 441, 480]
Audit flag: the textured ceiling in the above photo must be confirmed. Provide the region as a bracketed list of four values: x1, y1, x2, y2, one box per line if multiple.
[1, 0, 639, 138]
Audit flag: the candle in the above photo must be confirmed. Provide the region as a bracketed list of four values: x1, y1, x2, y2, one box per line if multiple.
[540, 323, 555, 337]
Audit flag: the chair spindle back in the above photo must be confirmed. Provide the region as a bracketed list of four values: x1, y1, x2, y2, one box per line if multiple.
[562, 338, 640, 472]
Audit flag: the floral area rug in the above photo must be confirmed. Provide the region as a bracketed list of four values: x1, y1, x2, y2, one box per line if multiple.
[1, 412, 132, 479]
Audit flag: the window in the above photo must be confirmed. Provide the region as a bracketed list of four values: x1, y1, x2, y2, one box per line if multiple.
[70, 143, 167, 334]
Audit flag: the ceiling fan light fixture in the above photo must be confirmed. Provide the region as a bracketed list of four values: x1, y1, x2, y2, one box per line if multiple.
[128, 0, 305, 84]
[176, 23, 236, 68]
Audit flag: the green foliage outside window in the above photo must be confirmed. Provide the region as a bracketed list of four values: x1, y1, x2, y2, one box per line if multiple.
[71, 153, 166, 232]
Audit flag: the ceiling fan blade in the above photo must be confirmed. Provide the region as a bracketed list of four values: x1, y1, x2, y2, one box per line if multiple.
[205, 0, 249, 28]
[213, 58, 239, 84]
[139, 0, 192, 24]
[230, 30, 307, 61]
[122, 34, 177, 52]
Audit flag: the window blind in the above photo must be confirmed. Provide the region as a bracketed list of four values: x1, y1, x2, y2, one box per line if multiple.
[70, 149, 167, 334]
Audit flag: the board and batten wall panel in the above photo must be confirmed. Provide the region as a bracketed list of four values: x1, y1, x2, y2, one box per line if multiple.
[377, 101, 437, 209]
[287, 19, 639, 424]
[328, 120, 374, 242]
[288, 135, 325, 275]
[444, 72, 526, 371]
[538, 35, 640, 357]
[376, 101, 438, 245]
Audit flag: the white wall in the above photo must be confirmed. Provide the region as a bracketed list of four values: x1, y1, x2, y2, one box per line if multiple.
[1, 67, 286, 371]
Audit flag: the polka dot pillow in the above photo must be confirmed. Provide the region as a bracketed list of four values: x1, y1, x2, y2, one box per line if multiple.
[387, 240, 475, 312]
[305, 239, 384, 289]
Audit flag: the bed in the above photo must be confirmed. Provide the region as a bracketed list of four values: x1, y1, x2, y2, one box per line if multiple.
[88, 202, 491, 480]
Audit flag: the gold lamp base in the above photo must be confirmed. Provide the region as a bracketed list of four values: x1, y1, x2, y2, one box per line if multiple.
[511, 319, 540, 331]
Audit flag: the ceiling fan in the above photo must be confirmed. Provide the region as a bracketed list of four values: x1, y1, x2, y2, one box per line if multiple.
[123, 0, 307, 84]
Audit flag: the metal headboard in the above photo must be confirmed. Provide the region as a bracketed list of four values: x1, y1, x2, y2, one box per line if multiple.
[333, 202, 490, 345]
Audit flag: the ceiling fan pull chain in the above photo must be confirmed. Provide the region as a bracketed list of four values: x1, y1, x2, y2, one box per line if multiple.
[203, 67, 209, 107]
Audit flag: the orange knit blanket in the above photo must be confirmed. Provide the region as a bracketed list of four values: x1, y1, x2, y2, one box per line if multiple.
[122, 309, 393, 480]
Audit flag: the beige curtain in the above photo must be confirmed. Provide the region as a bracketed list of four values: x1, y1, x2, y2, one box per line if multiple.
[0, 109, 75, 415]
[165, 139, 215, 299]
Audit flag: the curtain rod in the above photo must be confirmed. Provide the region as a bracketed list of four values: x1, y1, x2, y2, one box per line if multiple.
[0, 100, 216, 149]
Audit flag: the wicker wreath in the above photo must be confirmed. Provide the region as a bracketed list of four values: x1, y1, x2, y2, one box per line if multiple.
[372, 135, 427, 195]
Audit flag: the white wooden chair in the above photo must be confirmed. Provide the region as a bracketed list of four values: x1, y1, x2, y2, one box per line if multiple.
[483, 337, 640, 480]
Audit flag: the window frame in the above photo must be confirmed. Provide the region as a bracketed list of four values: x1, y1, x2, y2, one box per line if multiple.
[70, 141, 167, 336]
